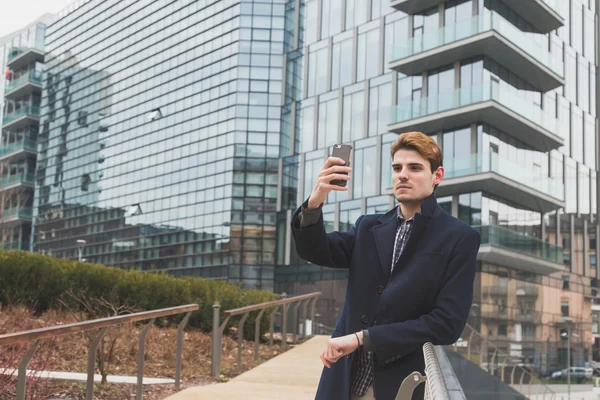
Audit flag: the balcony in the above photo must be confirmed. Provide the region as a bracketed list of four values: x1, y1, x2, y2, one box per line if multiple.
[7, 44, 45, 69]
[0, 173, 35, 190]
[437, 153, 564, 213]
[474, 225, 565, 275]
[390, 0, 564, 34]
[482, 285, 508, 297]
[389, 82, 563, 153]
[4, 70, 43, 100]
[1, 106, 40, 131]
[516, 286, 539, 297]
[481, 308, 542, 324]
[0, 139, 37, 162]
[390, 11, 563, 92]
[1, 207, 33, 221]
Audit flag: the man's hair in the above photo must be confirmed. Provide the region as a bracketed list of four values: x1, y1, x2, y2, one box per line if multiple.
[390, 131, 443, 172]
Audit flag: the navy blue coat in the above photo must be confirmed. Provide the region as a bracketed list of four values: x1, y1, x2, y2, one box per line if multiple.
[291, 193, 480, 400]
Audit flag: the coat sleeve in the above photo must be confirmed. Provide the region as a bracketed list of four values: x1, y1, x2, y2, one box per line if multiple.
[291, 204, 363, 269]
[366, 229, 480, 366]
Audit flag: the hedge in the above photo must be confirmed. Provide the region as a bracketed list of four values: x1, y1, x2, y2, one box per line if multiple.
[0, 250, 278, 340]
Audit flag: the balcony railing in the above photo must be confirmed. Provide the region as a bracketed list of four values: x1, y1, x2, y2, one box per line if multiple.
[1, 207, 33, 220]
[391, 82, 560, 139]
[0, 139, 37, 158]
[482, 286, 508, 296]
[474, 225, 563, 264]
[391, 10, 563, 77]
[0, 173, 35, 188]
[2, 106, 40, 126]
[4, 70, 43, 93]
[443, 153, 564, 200]
[7, 43, 44, 62]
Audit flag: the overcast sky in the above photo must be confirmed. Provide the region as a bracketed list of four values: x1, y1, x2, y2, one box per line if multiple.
[0, 0, 76, 38]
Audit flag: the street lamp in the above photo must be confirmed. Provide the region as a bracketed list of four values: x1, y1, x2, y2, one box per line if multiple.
[561, 317, 580, 399]
[76, 239, 86, 262]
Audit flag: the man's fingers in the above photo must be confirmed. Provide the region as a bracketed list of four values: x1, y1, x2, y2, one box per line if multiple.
[319, 174, 351, 183]
[324, 157, 347, 169]
[319, 165, 352, 176]
[320, 353, 331, 368]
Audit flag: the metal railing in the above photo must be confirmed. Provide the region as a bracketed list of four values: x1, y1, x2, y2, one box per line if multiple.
[211, 292, 320, 378]
[0, 304, 199, 400]
[451, 323, 557, 399]
[396, 342, 451, 400]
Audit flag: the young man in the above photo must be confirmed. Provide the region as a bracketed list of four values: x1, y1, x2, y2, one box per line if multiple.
[291, 132, 481, 400]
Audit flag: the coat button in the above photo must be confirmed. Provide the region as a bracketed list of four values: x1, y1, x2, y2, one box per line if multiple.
[377, 286, 384, 294]
[360, 315, 368, 324]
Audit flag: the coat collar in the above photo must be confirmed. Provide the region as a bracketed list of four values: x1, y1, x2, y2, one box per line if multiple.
[372, 192, 439, 280]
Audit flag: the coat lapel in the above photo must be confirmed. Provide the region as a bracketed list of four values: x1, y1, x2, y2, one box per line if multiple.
[372, 209, 398, 281]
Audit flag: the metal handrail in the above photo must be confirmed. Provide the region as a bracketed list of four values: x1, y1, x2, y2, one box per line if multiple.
[396, 342, 450, 400]
[0, 304, 199, 400]
[211, 292, 321, 377]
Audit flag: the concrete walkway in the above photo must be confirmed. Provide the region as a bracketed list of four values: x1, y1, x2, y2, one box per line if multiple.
[166, 335, 328, 400]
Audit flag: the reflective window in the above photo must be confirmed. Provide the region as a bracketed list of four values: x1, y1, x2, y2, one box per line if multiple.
[318, 94, 339, 148]
[321, 0, 342, 39]
[357, 26, 380, 82]
[384, 14, 408, 66]
[331, 36, 353, 90]
[353, 138, 377, 199]
[342, 88, 364, 142]
[345, 0, 368, 30]
[368, 78, 392, 136]
[307, 46, 328, 97]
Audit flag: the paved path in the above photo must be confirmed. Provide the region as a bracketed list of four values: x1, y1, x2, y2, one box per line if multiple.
[513, 384, 600, 400]
[166, 335, 328, 400]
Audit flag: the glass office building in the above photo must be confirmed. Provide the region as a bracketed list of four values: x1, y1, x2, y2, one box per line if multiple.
[35, 0, 287, 290]
[34, 0, 599, 376]
[274, 0, 600, 376]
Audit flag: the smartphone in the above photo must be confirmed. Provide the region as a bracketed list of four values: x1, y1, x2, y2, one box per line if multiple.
[330, 144, 353, 187]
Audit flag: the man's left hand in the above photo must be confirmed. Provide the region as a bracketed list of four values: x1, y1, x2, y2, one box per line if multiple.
[320, 333, 361, 368]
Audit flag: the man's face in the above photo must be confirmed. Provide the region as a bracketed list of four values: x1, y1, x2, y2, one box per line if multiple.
[392, 149, 444, 204]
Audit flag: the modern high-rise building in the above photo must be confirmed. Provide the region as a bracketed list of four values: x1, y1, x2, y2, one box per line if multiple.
[0, 14, 55, 252]
[29, 0, 599, 377]
[34, 0, 285, 290]
[273, 0, 599, 377]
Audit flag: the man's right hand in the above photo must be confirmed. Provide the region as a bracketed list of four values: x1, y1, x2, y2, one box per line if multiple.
[307, 157, 352, 210]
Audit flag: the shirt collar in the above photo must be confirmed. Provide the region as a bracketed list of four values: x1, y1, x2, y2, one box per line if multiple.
[396, 205, 416, 222]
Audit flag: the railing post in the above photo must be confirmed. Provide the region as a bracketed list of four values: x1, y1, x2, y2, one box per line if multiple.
[268, 307, 278, 348]
[175, 312, 192, 390]
[466, 330, 475, 361]
[310, 296, 318, 335]
[300, 299, 309, 338]
[489, 348, 497, 376]
[254, 309, 266, 362]
[237, 312, 250, 372]
[510, 363, 517, 385]
[136, 318, 155, 400]
[86, 328, 107, 400]
[211, 302, 221, 378]
[292, 300, 302, 344]
[519, 367, 525, 392]
[501, 356, 508, 382]
[281, 303, 290, 350]
[16, 339, 40, 400]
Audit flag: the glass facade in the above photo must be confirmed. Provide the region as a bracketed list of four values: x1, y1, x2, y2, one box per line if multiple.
[34, 0, 290, 291]
[0, 17, 52, 252]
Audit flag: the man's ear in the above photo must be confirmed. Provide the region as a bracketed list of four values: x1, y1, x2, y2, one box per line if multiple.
[434, 166, 444, 186]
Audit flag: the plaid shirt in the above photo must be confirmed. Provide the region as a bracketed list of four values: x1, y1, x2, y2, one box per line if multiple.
[350, 206, 415, 397]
